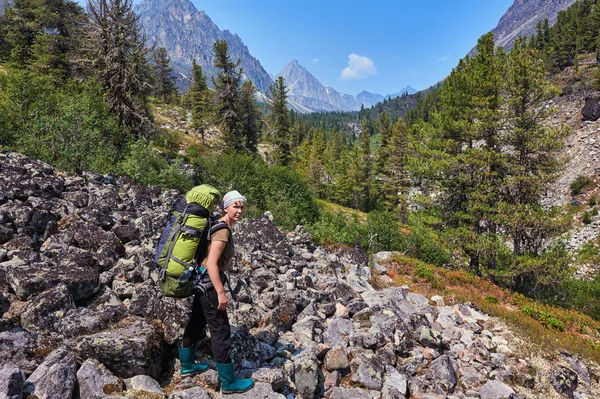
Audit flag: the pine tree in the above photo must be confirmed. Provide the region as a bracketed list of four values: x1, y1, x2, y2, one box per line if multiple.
[501, 37, 569, 255]
[88, 0, 153, 136]
[238, 80, 261, 153]
[268, 76, 291, 165]
[380, 119, 411, 221]
[1, 0, 85, 80]
[356, 124, 372, 211]
[189, 59, 210, 145]
[212, 40, 243, 152]
[152, 47, 176, 103]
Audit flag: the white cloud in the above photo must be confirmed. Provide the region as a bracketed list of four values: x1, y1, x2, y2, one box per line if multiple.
[436, 54, 450, 62]
[313, 58, 320, 65]
[340, 54, 376, 80]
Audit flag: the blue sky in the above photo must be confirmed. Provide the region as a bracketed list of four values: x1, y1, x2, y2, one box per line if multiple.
[193, 0, 514, 96]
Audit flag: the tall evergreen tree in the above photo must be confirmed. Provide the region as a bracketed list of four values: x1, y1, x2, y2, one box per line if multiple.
[501, 37, 569, 255]
[268, 76, 291, 165]
[380, 119, 411, 221]
[152, 47, 176, 103]
[238, 80, 261, 153]
[189, 59, 210, 145]
[88, 0, 153, 136]
[212, 39, 243, 152]
[356, 125, 372, 211]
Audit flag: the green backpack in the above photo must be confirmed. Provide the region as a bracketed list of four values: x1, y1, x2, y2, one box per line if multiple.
[155, 184, 221, 297]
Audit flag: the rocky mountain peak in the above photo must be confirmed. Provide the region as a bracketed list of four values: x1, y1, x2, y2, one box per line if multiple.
[135, 0, 273, 93]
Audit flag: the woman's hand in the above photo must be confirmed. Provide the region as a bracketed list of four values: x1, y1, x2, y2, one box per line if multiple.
[217, 291, 228, 311]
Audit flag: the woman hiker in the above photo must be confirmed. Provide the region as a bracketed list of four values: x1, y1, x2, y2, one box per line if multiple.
[178, 190, 255, 394]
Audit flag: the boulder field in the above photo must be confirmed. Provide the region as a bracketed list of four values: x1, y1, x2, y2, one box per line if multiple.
[0, 151, 598, 399]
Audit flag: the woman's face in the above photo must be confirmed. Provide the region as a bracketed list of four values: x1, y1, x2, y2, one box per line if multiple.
[225, 200, 245, 222]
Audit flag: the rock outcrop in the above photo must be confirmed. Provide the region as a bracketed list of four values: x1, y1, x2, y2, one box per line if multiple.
[1, 150, 599, 398]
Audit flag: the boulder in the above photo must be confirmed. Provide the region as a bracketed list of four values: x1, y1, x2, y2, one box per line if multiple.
[0, 365, 26, 399]
[168, 386, 212, 399]
[20, 283, 75, 334]
[349, 349, 385, 390]
[324, 344, 349, 372]
[74, 317, 164, 379]
[550, 365, 578, 398]
[230, 325, 263, 369]
[23, 348, 77, 399]
[214, 382, 285, 398]
[293, 352, 319, 399]
[479, 380, 516, 399]
[329, 387, 373, 399]
[582, 97, 600, 121]
[76, 357, 124, 399]
[6, 261, 99, 301]
[0, 328, 43, 374]
[124, 375, 165, 397]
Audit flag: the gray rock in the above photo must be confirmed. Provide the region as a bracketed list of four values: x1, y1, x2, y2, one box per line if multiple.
[20, 283, 75, 334]
[251, 368, 287, 392]
[329, 387, 373, 399]
[323, 317, 354, 346]
[112, 280, 135, 300]
[561, 352, 591, 386]
[77, 357, 123, 399]
[168, 386, 212, 399]
[74, 317, 164, 379]
[6, 261, 99, 301]
[293, 352, 319, 399]
[262, 301, 297, 331]
[383, 365, 408, 397]
[419, 327, 443, 350]
[350, 349, 385, 391]
[431, 354, 457, 393]
[0, 366, 25, 399]
[550, 365, 578, 398]
[230, 325, 263, 369]
[54, 303, 129, 340]
[196, 369, 220, 391]
[215, 382, 285, 398]
[124, 375, 165, 397]
[112, 224, 140, 244]
[23, 348, 77, 399]
[582, 97, 600, 121]
[373, 251, 394, 275]
[0, 328, 43, 374]
[479, 380, 516, 399]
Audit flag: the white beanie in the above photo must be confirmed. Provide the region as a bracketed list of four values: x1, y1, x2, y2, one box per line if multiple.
[223, 190, 246, 209]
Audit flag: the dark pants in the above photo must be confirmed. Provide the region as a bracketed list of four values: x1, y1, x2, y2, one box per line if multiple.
[182, 288, 231, 363]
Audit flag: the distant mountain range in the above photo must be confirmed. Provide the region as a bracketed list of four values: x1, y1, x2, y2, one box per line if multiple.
[135, 0, 414, 113]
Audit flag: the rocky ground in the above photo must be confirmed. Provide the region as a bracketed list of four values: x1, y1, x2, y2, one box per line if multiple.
[0, 150, 599, 399]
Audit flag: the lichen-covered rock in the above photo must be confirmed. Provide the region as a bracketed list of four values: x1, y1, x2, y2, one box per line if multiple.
[323, 317, 354, 346]
[23, 348, 77, 399]
[0, 328, 43, 373]
[20, 283, 75, 334]
[550, 365, 578, 398]
[215, 382, 285, 399]
[349, 348, 385, 391]
[0, 365, 25, 399]
[250, 368, 287, 392]
[168, 386, 212, 399]
[55, 303, 129, 340]
[293, 352, 319, 399]
[113, 224, 140, 244]
[329, 387, 372, 399]
[479, 380, 516, 399]
[124, 375, 165, 397]
[76, 357, 124, 399]
[230, 324, 263, 369]
[74, 317, 164, 379]
[430, 354, 457, 393]
[6, 261, 99, 301]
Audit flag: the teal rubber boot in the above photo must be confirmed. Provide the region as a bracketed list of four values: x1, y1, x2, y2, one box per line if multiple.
[179, 346, 209, 377]
[216, 362, 255, 394]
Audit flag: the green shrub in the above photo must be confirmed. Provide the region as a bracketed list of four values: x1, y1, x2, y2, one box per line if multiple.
[0, 71, 126, 174]
[592, 207, 598, 216]
[151, 129, 180, 154]
[485, 295, 499, 304]
[560, 276, 600, 320]
[194, 153, 318, 229]
[308, 210, 367, 247]
[583, 211, 593, 224]
[571, 175, 593, 196]
[589, 196, 597, 207]
[119, 139, 192, 191]
[521, 306, 566, 331]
